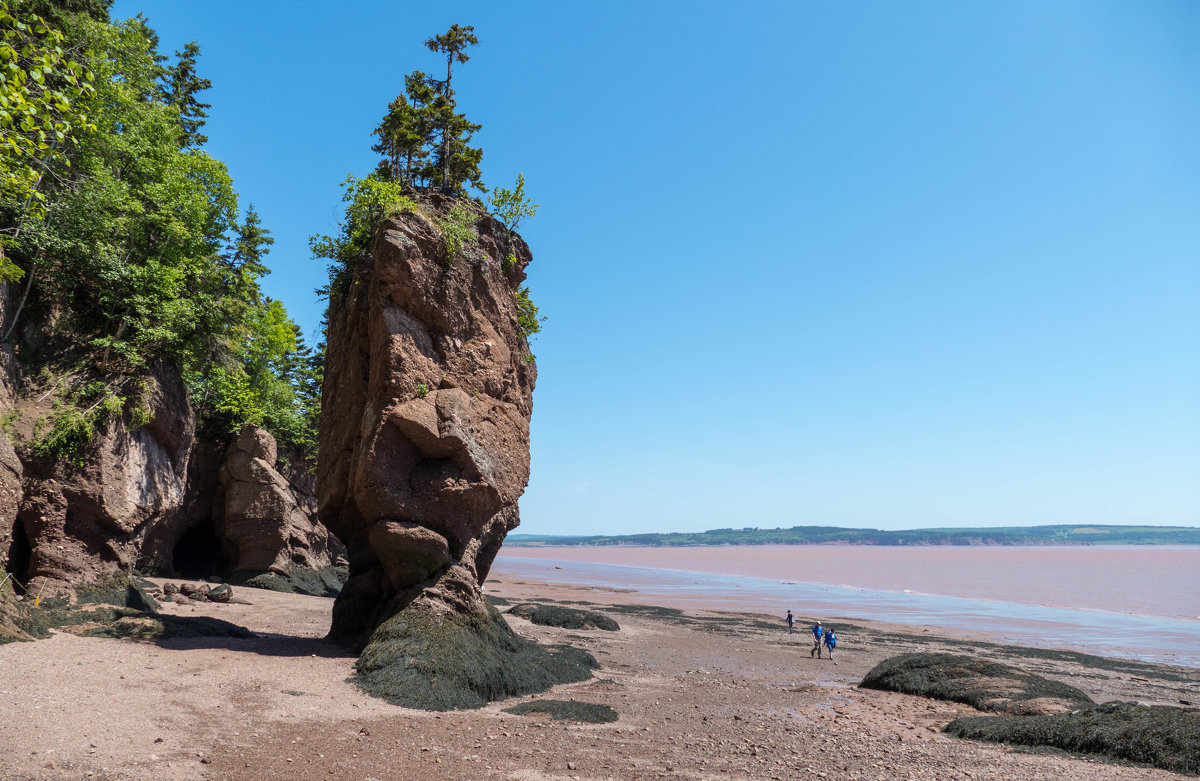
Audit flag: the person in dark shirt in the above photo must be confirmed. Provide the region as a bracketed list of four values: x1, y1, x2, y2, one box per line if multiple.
[785, 610, 794, 634]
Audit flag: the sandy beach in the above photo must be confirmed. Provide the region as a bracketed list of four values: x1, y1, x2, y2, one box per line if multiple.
[1, 573, 1197, 781]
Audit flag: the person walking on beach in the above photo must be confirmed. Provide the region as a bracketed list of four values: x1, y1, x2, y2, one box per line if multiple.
[786, 610, 794, 634]
[810, 620, 824, 658]
[823, 627, 837, 660]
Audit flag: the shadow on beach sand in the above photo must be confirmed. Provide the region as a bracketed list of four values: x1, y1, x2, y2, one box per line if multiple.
[154, 628, 354, 659]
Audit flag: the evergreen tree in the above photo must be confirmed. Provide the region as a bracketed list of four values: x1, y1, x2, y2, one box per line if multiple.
[162, 40, 210, 147]
[426, 97, 483, 195]
[228, 205, 273, 298]
[424, 24, 478, 193]
[372, 70, 435, 187]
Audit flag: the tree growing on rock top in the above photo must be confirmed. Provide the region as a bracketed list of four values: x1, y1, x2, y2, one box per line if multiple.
[424, 24, 480, 194]
[368, 25, 485, 196]
[372, 70, 436, 188]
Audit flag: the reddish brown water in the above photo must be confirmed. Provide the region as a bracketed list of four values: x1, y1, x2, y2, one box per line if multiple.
[501, 545, 1199, 620]
[495, 545, 1200, 665]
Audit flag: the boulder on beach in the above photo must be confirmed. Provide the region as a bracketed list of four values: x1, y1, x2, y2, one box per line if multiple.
[507, 603, 620, 631]
[860, 652, 1094, 715]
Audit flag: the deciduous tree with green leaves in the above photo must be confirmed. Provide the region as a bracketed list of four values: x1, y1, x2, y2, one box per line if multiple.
[2, 7, 320, 458]
[0, 0, 95, 280]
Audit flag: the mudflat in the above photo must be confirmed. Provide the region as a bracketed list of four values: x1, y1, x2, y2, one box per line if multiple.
[1, 574, 1196, 781]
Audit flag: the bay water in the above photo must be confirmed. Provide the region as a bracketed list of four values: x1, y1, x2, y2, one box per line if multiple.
[492, 545, 1200, 667]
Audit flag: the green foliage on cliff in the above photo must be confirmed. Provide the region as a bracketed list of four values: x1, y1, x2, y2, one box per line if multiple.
[309, 173, 416, 297]
[489, 173, 538, 236]
[515, 285, 543, 340]
[1, 5, 319, 455]
[0, 0, 96, 274]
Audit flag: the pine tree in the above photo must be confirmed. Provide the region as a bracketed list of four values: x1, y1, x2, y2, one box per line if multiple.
[424, 24, 478, 193]
[372, 70, 435, 186]
[228, 205, 274, 301]
[426, 98, 483, 195]
[162, 40, 211, 147]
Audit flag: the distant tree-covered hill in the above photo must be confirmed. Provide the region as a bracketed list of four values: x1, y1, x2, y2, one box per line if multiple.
[507, 525, 1200, 547]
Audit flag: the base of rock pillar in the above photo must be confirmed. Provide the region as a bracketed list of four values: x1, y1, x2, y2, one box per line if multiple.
[353, 604, 597, 711]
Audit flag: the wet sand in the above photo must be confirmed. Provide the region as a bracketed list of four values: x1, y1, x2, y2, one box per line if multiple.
[2, 572, 1198, 781]
[495, 547, 1200, 667]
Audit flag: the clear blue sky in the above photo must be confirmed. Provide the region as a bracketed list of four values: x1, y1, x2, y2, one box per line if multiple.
[111, 0, 1199, 535]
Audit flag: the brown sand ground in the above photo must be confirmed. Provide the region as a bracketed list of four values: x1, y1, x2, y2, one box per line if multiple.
[1, 574, 1197, 781]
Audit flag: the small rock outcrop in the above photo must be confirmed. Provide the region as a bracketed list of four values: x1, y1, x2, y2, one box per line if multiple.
[320, 193, 594, 708]
[216, 425, 342, 576]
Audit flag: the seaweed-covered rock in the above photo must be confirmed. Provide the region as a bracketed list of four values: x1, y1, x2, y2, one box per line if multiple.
[503, 699, 618, 723]
[860, 653, 1093, 715]
[231, 564, 347, 598]
[508, 603, 620, 631]
[82, 612, 254, 640]
[354, 603, 596, 711]
[946, 701, 1200, 774]
[75, 574, 160, 613]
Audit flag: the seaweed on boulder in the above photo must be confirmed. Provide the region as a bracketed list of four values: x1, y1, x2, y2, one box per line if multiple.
[231, 565, 347, 597]
[354, 604, 597, 711]
[76, 574, 160, 612]
[503, 699, 618, 723]
[507, 603, 619, 631]
[860, 653, 1094, 714]
[945, 702, 1200, 775]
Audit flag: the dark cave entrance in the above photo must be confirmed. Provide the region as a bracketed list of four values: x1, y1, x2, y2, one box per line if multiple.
[172, 521, 225, 579]
[5, 518, 32, 593]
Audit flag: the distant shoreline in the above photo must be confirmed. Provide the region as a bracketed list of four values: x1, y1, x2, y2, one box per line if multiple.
[507, 523, 1200, 547]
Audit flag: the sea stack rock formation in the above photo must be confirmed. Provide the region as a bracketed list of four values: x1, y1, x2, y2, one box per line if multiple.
[319, 193, 594, 709]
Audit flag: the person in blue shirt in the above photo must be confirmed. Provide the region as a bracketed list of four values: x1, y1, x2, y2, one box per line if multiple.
[823, 628, 837, 660]
[810, 621, 824, 658]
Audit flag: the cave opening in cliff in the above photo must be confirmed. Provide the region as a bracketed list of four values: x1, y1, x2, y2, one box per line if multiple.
[4, 518, 32, 593]
[172, 521, 224, 578]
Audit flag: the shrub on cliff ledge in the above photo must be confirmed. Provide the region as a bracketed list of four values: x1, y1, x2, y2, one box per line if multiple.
[354, 605, 597, 710]
[310, 174, 417, 297]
